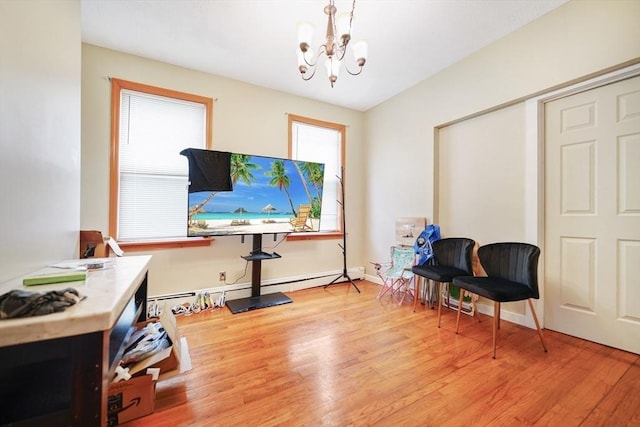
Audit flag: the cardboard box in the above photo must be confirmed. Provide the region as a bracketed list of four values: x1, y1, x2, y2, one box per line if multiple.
[79, 230, 124, 258]
[127, 308, 182, 377]
[107, 374, 156, 425]
[80, 230, 109, 258]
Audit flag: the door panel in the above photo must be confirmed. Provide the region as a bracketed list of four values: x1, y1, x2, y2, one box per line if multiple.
[545, 75, 640, 354]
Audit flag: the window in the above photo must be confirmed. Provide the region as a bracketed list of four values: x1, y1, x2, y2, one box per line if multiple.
[288, 114, 345, 233]
[110, 79, 212, 243]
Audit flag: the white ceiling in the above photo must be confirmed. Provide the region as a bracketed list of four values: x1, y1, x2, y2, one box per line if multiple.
[81, 0, 569, 112]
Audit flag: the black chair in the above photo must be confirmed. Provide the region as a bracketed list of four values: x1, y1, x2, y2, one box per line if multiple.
[411, 238, 475, 327]
[453, 242, 548, 358]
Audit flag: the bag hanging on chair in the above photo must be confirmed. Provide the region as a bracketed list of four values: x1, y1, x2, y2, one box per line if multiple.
[414, 224, 441, 265]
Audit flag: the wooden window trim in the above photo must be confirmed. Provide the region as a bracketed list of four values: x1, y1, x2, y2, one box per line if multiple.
[286, 231, 343, 241]
[109, 78, 214, 250]
[287, 114, 346, 240]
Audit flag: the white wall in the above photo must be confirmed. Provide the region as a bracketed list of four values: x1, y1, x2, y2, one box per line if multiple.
[81, 45, 365, 297]
[0, 1, 81, 282]
[364, 0, 640, 273]
[438, 103, 526, 243]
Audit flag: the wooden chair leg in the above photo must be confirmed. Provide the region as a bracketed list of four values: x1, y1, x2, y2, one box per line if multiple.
[413, 277, 422, 312]
[527, 299, 548, 353]
[455, 287, 464, 334]
[493, 301, 500, 359]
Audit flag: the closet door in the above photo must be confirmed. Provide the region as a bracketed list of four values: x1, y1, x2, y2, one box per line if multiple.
[544, 75, 640, 354]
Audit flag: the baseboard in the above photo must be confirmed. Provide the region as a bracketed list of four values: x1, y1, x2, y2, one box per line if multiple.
[366, 273, 536, 329]
[149, 266, 365, 307]
[475, 302, 537, 329]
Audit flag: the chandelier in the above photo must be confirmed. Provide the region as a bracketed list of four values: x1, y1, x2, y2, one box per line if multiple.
[297, 0, 368, 87]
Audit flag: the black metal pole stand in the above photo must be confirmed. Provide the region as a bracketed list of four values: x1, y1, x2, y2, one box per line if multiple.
[325, 168, 360, 293]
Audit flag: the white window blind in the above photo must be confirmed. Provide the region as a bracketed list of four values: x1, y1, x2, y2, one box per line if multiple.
[118, 89, 206, 240]
[291, 122, 341, 231]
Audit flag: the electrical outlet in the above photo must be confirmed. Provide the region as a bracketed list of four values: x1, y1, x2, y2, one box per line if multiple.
[219, 271, 226, 282]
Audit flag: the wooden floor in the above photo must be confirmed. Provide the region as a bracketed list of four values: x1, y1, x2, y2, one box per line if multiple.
[125, 281, 640, 427]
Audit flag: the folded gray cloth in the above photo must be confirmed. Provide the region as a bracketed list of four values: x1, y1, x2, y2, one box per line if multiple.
[0, 288, 84, 319]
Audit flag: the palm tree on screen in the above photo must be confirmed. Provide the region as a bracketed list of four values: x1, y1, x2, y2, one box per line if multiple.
[230, 154, 259, 186]
[266, 160, 296, 215]
[188, 154, 259, 226]
[188, 191, 218, 226]
[293, 161, 313, 205]
[300, 162, 324, 218]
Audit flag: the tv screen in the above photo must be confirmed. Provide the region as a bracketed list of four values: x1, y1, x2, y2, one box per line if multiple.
[186, 151, 325, 237]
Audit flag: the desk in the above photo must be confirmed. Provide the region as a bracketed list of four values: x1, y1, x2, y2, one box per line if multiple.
[0, 255, 151, 426]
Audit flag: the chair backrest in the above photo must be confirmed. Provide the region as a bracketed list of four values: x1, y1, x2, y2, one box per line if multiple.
[478, 242, 541, 298]
[291, 204, 311, 226]
[432, 238, 475, 274]
[387, 245, 416, 277]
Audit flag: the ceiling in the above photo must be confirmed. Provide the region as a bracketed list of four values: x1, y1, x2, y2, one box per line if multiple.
[81, 0, 569, 112]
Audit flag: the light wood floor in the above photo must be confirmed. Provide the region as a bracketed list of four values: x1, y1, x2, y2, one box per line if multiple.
[125, 281, 640, 426]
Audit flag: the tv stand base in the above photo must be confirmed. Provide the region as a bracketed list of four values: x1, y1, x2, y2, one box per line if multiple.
[226, 292, 292, 314]
[227, 234, 291, 314]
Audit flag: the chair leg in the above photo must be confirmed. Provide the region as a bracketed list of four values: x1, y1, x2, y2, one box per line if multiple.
[376, 281, 388, 299]
[398, 279, 408, 305]
[413, 276, 422, 312]
[493, 301, 500, 359]
[445, 283, 450, 308]
[527, 299, 548, 353]
[455, 287, 464, 334]
[390, 279, 402, 302]
[437, 282, 443, 328]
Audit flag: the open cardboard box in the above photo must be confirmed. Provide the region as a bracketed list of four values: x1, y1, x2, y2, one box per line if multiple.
[107, 308, 191, 424]
[80, 230, 109, 258]
[107, 372, 157, 425]
[127, 308, 182, 377]
[79, 230, 124, 258]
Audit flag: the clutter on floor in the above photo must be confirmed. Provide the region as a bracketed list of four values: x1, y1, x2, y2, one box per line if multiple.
[108, 306, 191, 425]
[146, 290, 226, 317]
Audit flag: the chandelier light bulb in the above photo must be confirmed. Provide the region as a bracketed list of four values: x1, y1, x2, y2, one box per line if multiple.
[336, 12, 351, 43]
[325, 57, 342, 87]
[297, 50, 308, 74]
[352, 40, 368, 66]
[297, 22, 314, 52]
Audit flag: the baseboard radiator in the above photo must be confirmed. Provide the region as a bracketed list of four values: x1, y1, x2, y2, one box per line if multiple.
[149, 266, 365, 308]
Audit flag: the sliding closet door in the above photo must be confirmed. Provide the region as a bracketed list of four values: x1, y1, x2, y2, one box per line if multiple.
[437, 102, 529, 320]
[437, 103, 526, 244]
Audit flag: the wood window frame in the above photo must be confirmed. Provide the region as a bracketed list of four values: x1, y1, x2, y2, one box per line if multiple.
[109, 78, 214, 250]
[287, 114, 345, 241]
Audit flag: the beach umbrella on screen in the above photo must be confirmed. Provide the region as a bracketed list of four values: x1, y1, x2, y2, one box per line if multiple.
[262, 203, 277, 219]
[233, 207, 248, 224]
[262, 204, 278, 223]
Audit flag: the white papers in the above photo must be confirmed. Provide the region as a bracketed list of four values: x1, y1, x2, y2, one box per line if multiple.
[50, 258, 115, 270]
[106, 237, 124, 256]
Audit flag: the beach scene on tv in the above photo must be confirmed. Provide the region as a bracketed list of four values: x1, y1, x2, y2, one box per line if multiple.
[188, 153, 325, 236]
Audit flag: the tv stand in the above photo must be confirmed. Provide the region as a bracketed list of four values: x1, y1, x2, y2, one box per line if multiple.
[226, 234, 292, 314]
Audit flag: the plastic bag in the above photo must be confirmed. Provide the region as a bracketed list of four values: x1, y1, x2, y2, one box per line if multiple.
[414, 224, 441, 265]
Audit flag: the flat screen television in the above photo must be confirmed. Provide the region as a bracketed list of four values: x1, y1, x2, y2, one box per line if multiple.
[185, 150, 325, 237]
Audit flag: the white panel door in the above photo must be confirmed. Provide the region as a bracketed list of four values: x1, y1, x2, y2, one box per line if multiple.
[544, 75, 640, 354]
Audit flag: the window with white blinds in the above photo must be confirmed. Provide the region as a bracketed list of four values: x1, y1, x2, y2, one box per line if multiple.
[290, 118, 344, 232]
[115, 84, 210, 241]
